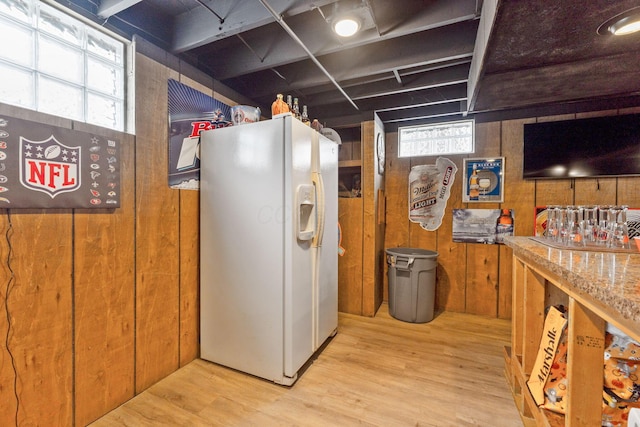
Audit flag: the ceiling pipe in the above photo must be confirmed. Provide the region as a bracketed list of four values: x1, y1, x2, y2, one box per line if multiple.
[258, 0, 359, 111]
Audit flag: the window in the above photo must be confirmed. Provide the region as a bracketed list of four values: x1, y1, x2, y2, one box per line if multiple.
[0, 0, 128, 132]
[398, 120, 474, 158]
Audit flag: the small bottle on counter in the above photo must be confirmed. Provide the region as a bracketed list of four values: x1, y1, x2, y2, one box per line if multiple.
[301, 105, 310, 125]
[271, 93, 289, 116]
[311, 119, 323, 132]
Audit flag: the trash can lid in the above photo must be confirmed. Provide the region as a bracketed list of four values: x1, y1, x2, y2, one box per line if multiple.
[385, 247, 438, 258]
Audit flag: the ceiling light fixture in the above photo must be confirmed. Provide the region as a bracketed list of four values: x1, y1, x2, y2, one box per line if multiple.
[597, 7, 640, 36]
[333, 16, 360, 37]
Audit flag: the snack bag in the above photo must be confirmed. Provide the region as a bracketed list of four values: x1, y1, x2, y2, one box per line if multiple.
[602, 389, 640, 427]
[602, 324, 640, 426]
[541, 330, 568, 414]
[605, 324, 640, 362]
[527, 306, 568, 406]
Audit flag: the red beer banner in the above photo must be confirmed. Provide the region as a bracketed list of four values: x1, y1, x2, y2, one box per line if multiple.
[0, 114, 120, 209]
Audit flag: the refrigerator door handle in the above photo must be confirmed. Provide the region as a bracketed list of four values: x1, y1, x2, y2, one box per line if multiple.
[311, 171, 325, 247]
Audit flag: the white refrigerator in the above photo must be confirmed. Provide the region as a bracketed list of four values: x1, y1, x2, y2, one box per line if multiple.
[199, 113, 338, 385]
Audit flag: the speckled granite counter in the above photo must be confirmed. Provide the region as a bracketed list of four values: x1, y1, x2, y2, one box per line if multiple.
[504, 236, 640, 341]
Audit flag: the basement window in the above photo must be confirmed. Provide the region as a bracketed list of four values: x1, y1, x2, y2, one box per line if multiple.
[398, 120, 474, 157]
[0, 0, 130, 132]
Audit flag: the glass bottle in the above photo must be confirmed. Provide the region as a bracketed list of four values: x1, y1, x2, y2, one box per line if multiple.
[495, 209, 514, 244]
[301, 105, 310, 125]
[292, 97, 301, 120]
[565, 205, 584, 246]
[286, 95, 293, 112]
[271, 93, 289, 116]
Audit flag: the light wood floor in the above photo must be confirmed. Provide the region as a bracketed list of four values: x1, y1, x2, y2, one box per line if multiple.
[91, 304, 523, 426]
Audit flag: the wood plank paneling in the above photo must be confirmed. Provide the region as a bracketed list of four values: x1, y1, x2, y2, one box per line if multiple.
[361, 120, 385, 316]
[73, 128, 136, 426]
[465, 122, 501, 317]
[500, 118, 535, 319]
[434, 155, 466, 313]
[176, 76, 205, 366]
[361, 121, 377, 316]
[338, 198, 363, 314]
[8, 210, 74, 426]
[372, 118, 386, 316]
[566, 299, 605, 424]
[382, 132, 410, 302]
[179, 190, 200, 366]
[617, 178, 640, 207]
[135, 54, 180, 392]
[0, 213, 10, 424]
[574, 178, 617, 206]
[0, 105, 74, 426]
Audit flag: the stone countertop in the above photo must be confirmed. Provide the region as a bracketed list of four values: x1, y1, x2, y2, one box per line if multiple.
[504, 236, 640, 341]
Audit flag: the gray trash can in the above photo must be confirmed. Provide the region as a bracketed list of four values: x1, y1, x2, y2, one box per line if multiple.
[386, 248, 438, 323]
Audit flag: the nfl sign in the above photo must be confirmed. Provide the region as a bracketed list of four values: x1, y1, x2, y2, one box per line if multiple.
[0, 114, 120, 209]
[20, 136, 81, 198]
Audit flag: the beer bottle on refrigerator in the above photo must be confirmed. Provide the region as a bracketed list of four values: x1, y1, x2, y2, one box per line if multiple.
[301, 105, 310, 125]
[293, 98, 301, 120]
[271, 93, 289, 116]
[286, 95, 293, 112]
[495, 209, 514, 244]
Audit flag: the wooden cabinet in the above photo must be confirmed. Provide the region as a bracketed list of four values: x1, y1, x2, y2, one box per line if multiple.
[505, 237, 640, 426]
[337, 115, 386, 316]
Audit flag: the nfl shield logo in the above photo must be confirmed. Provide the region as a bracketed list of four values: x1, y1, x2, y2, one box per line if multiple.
[19, 135, 81, 198]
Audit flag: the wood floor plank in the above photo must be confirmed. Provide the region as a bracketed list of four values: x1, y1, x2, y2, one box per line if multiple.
[91, 305, 523, 426]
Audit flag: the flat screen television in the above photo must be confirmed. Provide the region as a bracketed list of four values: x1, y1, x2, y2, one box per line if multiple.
[523, 113, 640, 179]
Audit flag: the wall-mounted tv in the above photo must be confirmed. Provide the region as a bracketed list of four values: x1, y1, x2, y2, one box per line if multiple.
[523, 113, 640, 179]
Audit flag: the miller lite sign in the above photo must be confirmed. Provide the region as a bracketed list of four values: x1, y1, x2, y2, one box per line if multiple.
[0, 114, 120, 209]
[19, 135, 80, 198]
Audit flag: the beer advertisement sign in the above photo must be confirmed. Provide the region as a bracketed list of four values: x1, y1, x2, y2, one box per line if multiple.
[0, 114, 120, 209]
[168, 78, 232, 189]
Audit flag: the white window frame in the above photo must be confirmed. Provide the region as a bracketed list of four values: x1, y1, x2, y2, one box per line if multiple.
[0, 0, 134, 133]
[398, 119, 475, 158]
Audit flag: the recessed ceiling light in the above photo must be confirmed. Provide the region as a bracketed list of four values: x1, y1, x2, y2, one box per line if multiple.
[333, 17, 360, 37]
[598, 7, 640, 36]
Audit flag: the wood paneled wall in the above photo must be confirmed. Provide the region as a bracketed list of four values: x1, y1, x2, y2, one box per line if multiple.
[0, 52, 200, 426]
[383, 107, 640, 319]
